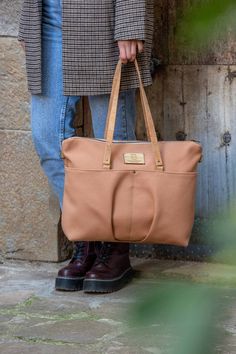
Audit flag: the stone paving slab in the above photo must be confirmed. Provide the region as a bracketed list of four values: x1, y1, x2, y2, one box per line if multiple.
[1, 258, 236, 353]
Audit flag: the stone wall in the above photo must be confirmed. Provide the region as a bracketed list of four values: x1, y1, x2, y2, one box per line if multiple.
[0, 0, 71, 262]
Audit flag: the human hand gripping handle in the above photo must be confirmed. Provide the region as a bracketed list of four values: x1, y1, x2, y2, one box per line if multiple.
[117, 40, 144, 64]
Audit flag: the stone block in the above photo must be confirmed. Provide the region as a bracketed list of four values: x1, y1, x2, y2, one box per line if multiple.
[0, 37, 30, 131]
[0, 0, 23, 36]
[0, 130, 70, 261]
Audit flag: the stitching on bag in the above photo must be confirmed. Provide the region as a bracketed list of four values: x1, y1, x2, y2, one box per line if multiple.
[64, 167, 198, 176]
[130, 171, 136, 239]
[121, 91, 129, 141]
[129, 172, 134, 238]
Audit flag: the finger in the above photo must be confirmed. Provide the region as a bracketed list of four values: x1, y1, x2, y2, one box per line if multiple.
[137, 41, 144, 53]
[130, 41, 137, 61]
[124, 42, 132, 62]
[119, 44, 128, 64]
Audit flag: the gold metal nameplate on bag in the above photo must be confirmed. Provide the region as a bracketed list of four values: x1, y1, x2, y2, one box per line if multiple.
[123, 153, 145, 165]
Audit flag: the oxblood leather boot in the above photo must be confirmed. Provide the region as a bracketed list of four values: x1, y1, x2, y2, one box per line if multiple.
[83, 242, 133, 293]
[55, 241, 99, 291]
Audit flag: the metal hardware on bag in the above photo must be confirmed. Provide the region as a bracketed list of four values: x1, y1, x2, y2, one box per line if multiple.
[124, 153, 145, 165]
[156, 164, 164, 171]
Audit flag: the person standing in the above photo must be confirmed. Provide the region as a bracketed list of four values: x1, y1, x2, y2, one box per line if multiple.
[18, 0, 154, 293]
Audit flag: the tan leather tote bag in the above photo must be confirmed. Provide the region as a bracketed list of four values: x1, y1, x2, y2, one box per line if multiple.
[61, 59, 202, 246]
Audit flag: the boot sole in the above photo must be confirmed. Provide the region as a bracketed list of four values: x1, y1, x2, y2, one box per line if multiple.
[83, 267, 133, 293]
[55, 276, 84, 291]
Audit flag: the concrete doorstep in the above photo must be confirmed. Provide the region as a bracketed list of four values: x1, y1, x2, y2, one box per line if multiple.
[1, 257, 236, 354]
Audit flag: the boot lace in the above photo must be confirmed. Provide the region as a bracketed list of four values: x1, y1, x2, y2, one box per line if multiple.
[72, 241, 86, 260]
[95, 242, 113, 265]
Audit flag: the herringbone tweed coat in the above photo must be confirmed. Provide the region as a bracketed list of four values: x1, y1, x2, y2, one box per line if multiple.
[18, 0, 154, 96]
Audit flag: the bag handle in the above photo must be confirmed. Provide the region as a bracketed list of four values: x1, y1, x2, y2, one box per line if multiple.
[103, 59, 164, 170]
[104, 60, 150, 142]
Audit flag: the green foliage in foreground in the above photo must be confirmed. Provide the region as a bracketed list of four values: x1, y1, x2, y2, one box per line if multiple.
[129, 282, 223, 354]
[177, 0, 236, 48]
[129, 208, 236, 354]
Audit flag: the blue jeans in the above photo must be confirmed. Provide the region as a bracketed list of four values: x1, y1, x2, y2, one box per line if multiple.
[31, 0, 136, 208]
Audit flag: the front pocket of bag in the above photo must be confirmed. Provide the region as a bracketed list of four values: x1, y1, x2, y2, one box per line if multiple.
[62, 169, 115, 241]
[142, 171, 198, 245]
[62, 168, 197, 245]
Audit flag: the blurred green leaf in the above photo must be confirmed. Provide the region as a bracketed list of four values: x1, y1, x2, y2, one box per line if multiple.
[129, 281, 223, 354]
[209, 207, 236, 264]
[128, 207, 236, 353]
[177, 0, 236, 49]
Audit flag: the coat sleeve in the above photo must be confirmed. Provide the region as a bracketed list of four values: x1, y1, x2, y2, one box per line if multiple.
[18, 0, 42, 42]
[114, 0, 149, 42]
[18, 0, 28, 41]
[18, 14, 25, 41]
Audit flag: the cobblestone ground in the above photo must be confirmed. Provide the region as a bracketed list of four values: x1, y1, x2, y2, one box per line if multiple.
[1, 257, 236, 354]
